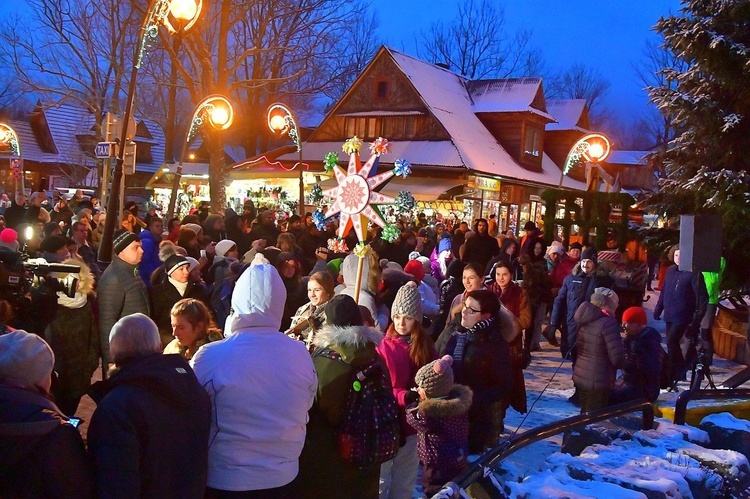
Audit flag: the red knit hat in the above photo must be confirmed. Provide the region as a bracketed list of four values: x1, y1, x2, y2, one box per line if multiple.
[622, 306, 647, 325]
[403, 259, 425, 282]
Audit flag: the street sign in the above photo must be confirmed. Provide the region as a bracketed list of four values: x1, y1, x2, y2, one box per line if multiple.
[95, 141, 115, 159]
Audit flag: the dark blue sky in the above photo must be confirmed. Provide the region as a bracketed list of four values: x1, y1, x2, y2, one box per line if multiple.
[1, 0, 683, 132]
[376, 0, 683, 129]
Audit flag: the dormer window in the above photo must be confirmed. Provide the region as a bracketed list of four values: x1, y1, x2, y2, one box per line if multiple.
[524, 126, 541, 157]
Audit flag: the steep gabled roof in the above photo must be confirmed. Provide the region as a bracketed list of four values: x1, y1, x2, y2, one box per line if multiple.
[546, 99, 590, 132]
[605, 150, 649, 166]
[467, 78, 555, 121]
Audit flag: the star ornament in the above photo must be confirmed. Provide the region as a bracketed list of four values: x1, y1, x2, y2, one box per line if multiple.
[323, 137, 397, 242]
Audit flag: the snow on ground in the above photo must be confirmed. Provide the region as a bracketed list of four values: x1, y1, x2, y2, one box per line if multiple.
[480, 289, 750, 498]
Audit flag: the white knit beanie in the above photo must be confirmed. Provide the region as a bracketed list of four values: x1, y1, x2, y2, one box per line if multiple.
[0, 330, 55, 388]
[391, 282, 422, 321]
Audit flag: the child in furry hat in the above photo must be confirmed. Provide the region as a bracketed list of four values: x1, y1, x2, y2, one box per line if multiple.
[406, 355, 473, 496]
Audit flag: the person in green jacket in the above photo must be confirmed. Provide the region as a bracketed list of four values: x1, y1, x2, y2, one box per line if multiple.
[700, 256, 726, 365]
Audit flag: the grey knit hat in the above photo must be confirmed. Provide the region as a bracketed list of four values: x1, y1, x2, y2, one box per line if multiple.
[591, 287, 619, 313]
[0, 330, 55, 388]
[415, 355, 454, 398]
[391, 282, 422, 321]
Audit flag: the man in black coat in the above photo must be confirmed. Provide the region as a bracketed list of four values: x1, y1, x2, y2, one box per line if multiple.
[547, 247, 614, 363]
[151, 255, 209, 346]
[97, 230, 150, 370]
[88, 313, 211, 498]
[461, 218, 499, 269]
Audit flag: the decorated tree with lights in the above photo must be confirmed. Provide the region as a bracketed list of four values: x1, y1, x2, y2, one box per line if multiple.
[648, 0, 750, 291]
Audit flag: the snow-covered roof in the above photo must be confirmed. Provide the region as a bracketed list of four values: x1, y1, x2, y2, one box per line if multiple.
[606, 150, 650, 166]
[9, 103, 166, 174]
[546, 99, 590, 132]
[467, 78, 555, 121]
[283, 47, 585, 190]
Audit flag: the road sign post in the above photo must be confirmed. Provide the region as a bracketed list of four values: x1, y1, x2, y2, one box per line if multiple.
[95, 141, 115, 159]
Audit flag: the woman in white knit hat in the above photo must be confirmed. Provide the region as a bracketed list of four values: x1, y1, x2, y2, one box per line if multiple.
[376, 282, 437, 499]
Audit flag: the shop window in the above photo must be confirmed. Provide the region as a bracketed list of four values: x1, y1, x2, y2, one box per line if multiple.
[523, 126, 541, 157]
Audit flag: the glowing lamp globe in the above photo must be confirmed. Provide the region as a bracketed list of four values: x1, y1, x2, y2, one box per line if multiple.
[209, 106, 230, 128]
[269, 114, 286, 133]
[588, 142, 605, 161]
[170, 0, 198, 21]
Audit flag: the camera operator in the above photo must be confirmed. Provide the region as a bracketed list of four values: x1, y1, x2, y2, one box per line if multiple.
[97, 230, 150, 375]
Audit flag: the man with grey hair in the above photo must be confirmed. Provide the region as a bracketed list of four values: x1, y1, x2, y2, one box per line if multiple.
[87, 313, 211, 498]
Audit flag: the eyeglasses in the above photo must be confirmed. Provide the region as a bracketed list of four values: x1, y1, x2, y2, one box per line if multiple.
[463, 304, 482, 314]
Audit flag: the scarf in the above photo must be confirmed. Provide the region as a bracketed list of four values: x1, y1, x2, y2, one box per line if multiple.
[168, 276, 189, 296]
[451, 317, 495, 366]
[57, 291, 87, 309]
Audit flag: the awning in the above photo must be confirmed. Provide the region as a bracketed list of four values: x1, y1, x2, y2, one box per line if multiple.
[318, 175, 463, 201]
[145, 162, 211, 189]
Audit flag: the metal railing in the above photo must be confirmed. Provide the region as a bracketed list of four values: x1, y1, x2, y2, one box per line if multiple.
[673, 388, 750, 425]
[434, 399, 655, 498]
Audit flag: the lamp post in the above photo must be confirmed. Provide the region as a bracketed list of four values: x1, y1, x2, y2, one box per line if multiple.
[0, 123, 22, 195]
[166, 95, 234, 219]
[558, 132, 611, 188]
[267, 103, 304, 216]
[97, 0, 202, 265]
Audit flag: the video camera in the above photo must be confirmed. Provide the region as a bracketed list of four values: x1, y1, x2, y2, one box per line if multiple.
[0, 248, 81, 334]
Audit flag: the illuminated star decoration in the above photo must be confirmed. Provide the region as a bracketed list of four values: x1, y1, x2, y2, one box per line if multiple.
[323, 136, 398, 242]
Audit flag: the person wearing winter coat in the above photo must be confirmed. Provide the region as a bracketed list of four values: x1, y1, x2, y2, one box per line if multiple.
[207, 239, 239, 288]
[277, 251, 310, 332]
[430, 232, 453, 282]
[339, 251, 387, 332]
[163, 298, 224, 361]
[287, 270, 335, 352]
[407, 355, 472, 497]
[610, 306, 663, 404]
[436, 289, 513, 454]
[138, 217, 164, 287]
[377, 283, 437, 499]
[572, 288, 625, 412]
[97, 230, 150, 369]
[291, 294, 384, 498]
[151, 255, 209, 346]
[46, 258, 99, 416]
[404, 258, 440, 318]
[191, 254, 317, 496]
[87, 314, 211, 498]
[547, 247, 614, 363]
[0, 330, 93, 498]
[433, 259, 466, 335]
[519, 254, 554, 351]
[654, 248, 709, 384]
[461, 218, 499, 269]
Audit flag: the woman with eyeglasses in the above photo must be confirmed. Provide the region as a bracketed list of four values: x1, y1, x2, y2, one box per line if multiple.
[435, 262, 486, 353]
[435, 289, 513, 454]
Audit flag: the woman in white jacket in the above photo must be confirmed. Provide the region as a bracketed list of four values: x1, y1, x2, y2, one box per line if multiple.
[191, 254, 317, 496]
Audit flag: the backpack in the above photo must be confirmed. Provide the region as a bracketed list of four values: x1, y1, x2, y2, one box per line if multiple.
[314, 348, 400, 468]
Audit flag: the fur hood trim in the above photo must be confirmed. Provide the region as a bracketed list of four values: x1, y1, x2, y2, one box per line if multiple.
[312, 324, 382, 349]
[417, 384, 472, 418]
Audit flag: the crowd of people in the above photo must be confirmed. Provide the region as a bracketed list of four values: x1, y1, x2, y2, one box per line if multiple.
[0, 192, 709, 497]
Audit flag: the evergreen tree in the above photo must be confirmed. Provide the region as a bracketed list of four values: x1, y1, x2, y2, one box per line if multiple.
[648, 0, 750, 291]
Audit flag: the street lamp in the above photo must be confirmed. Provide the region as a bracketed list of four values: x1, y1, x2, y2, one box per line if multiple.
[166, 94, 234, 219]
[558, 132, 611, 188]
[0, 123, 22, 194]
[98, 0, 202, 265]
[267, 103, 304, 216]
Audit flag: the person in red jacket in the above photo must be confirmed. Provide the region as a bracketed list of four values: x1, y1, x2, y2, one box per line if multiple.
[377, 283, 437, 499]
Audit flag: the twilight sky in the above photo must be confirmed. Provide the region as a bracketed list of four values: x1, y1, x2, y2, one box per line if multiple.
[1, 0, 684, 134]
[376, 0, 684, 130]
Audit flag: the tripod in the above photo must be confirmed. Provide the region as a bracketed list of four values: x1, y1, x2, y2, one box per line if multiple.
[689, 348, 716, 391]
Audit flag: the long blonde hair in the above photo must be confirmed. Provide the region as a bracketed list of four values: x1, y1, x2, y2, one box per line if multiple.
[170, 299, 222, 339]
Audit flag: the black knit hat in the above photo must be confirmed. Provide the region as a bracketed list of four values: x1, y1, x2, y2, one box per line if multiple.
[165, 254, 189, 276]
[581, 247, 598, 263]
[569, 242, 583, 250]
[40, 235, 70, 254]
[325, 294, 364, 327]
[113, 230, 140, 255]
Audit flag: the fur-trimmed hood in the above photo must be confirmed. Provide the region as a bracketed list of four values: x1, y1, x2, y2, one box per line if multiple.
[416, 384, 472, 418]
[312, 324, 382, 350]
